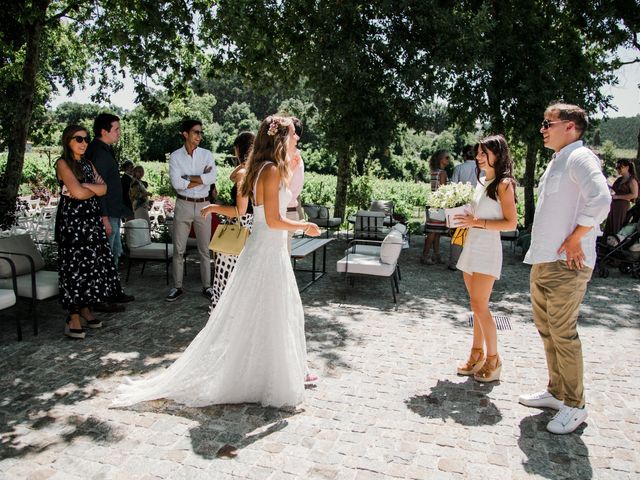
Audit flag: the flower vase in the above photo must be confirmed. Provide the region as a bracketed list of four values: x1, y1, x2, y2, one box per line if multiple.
[444, 204, 471, 228]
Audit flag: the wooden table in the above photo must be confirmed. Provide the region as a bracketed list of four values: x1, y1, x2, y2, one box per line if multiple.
[291, 237, 333, 292]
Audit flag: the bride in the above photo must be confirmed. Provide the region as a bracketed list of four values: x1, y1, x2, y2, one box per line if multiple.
[113, 115, 321, 409]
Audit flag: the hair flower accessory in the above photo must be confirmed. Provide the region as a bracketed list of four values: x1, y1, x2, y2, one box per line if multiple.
[267, 120, 279, 136]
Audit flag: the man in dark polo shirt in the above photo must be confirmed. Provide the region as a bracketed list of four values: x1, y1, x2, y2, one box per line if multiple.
[86, 112, 134, 307]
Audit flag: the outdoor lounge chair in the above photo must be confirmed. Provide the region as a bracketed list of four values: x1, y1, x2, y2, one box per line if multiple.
[0, 234, 60, 337]
[0, 256, 20, 340]
[303, 204, 342, 238]
[353, 210, 389, 241]
[369, 200, 395, 226]
[336, 229, 403, 302]
[124, 218, 174, 284]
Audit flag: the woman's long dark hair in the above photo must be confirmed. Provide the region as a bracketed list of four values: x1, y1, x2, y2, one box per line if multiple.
[475, 134, 517, 202]
[617, 159, 638, 182]
[233, 131, 256, 164]
[60, 124, 89, 181]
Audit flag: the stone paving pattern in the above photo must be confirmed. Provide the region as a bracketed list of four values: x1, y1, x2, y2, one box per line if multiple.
[1, 234, 639, 479]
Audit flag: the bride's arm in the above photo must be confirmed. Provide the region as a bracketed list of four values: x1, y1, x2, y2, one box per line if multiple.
[262, 165, 320, 235]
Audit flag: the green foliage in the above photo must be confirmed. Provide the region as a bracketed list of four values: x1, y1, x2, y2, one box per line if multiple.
[599, 140, 619, 177]
[591, 115, 640, 150]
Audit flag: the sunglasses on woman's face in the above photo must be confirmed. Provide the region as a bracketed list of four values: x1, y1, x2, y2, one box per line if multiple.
[73, 135, 90, 144]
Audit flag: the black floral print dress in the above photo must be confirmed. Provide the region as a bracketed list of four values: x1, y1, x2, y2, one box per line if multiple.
[55, 158, 124, 312]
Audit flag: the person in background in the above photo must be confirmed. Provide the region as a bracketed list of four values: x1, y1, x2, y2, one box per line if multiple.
[129, 165, 151, 226]
[422, 150, 450, 264]
[201, 131, 255, 310]
[55, 125, 127, 339]
[286, 118, 305, 253]
[448, 145, 480, 270]
[519, 103, 611, 435]
[603, 159, 638, 236]
[86, 113, 135, 309]
[120, 160, 135, 220]
[166, 119, 217, 302]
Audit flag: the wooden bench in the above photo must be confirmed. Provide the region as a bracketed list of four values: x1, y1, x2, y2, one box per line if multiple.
[291, 237, 333, 291]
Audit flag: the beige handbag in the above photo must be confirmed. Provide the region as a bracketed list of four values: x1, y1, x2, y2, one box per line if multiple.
[208, 208, 250, 256]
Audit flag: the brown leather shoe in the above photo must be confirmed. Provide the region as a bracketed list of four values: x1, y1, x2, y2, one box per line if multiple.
[474, 354, 502, 383]
[457, 347, 485, 375]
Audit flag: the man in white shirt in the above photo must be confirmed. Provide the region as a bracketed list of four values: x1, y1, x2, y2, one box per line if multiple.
[286, 118, 305, 253]
[448, 145, 478, 269]
[519, 103, 610, 435]
[166, 120, 217, 302]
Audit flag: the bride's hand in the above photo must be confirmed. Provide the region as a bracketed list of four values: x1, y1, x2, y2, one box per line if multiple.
[200, 205, 216, 218]
[304, 223, 321, 237]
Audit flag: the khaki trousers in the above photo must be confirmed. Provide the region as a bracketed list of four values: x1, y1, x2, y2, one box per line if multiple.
[530, 261, 592, 408]
[172, 198, 212, 289]
[286, 210, 300, 254]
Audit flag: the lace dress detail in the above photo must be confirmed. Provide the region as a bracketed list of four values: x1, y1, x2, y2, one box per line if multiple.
[114, 163, 307, 408]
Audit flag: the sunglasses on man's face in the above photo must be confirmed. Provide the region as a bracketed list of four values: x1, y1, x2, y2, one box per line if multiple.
[191, 130, 204, 136]
[541, 119, 569, 130]
[73, 135, 90, 144]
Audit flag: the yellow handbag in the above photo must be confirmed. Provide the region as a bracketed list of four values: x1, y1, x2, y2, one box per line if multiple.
[208, 208, 250, 256]
[451, 227, 468, 247]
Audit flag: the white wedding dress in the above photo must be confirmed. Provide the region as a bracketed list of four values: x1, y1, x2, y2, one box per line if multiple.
[113, 163, 307, 408]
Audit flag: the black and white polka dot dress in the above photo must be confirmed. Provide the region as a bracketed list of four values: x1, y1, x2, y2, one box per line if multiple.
[211, 213, 254, 309]
[55, 158, 124, 313]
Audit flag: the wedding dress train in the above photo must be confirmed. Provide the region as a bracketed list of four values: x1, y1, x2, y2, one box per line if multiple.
[113, 175, 307, 408]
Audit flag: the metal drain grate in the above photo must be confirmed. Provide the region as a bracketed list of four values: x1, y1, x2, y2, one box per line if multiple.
[467, 313, 512, 331]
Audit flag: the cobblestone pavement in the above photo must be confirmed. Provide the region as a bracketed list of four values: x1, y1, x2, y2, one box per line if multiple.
[1, 235, 639, 479]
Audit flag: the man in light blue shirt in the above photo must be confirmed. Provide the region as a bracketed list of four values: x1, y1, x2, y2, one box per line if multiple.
[519, 103, 610, 435]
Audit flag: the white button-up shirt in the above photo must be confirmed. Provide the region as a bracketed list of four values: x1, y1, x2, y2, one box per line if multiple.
[524, 140, 611, 269]
[451, 160, 479, 186]
[169, 146, 217, 198]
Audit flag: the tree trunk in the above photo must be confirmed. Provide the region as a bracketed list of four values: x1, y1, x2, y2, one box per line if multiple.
[523, 140, 538, 229]
[0, 1, 48, 228]
[334, 150, 351, 221]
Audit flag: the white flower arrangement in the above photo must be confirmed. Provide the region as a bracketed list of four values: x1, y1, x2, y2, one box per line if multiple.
[427, 182, 476, 209]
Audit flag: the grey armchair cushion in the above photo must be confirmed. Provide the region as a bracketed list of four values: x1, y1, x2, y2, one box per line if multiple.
[0, 234, 45, 278]
[303, 204, 329, 219]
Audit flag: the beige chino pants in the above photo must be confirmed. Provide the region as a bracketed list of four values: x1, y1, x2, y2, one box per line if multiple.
[530, 260, 592, 408]
[172, 198, 212, 289]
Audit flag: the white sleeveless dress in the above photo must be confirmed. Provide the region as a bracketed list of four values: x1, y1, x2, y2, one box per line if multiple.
[113, 163, 307, 408]
[456, 178, 504, 279]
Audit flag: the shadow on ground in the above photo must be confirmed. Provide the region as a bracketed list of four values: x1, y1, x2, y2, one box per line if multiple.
[120, 400, 296, 459]
[405, 377, 502, 426]
[518, 412, 592, 479]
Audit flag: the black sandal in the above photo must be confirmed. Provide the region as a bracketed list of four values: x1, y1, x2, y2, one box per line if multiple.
[64, 316, 86, 339]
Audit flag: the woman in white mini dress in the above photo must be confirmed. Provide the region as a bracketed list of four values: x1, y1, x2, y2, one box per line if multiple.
[454, 135, 518, 383]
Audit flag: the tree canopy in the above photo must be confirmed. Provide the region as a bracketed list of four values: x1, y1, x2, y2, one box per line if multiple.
[1, 0, 638, 226]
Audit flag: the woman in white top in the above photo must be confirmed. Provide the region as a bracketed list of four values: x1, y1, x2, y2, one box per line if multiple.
[454, 135, 518, 383]
[114, 116, 321, 409]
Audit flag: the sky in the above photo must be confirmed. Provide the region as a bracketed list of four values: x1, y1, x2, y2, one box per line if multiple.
[51, 52, 640, 119]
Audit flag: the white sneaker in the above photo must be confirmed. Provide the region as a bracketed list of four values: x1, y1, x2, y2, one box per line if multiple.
[519, 390, 564, 410]
[546, 405, 588, 434]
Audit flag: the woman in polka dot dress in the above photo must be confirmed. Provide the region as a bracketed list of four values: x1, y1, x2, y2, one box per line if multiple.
[55, 125, 126, 339]
[201, 132, 256, 311]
